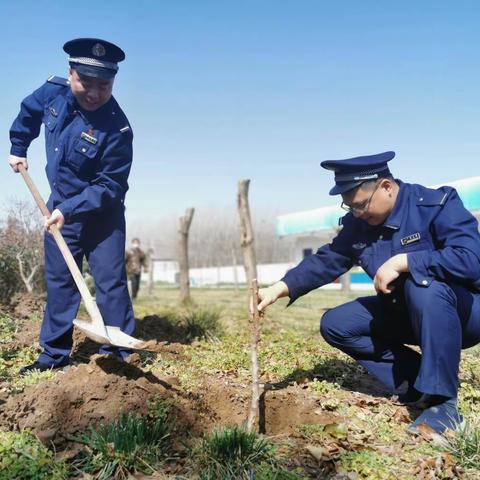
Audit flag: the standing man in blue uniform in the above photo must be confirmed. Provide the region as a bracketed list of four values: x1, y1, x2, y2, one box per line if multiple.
[257, 151, 480, 434]
[8, 38, 136, 372]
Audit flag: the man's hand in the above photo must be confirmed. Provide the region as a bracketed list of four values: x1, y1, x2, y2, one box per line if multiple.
[8, 155, 28, 172]
[254, 281, 289, 313]
[374, 254, 409, 294]
[44, 209, 65, 232]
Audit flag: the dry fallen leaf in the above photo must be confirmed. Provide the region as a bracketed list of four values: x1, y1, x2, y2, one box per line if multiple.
[392, 407, 411, 424]
[306, 444, 325, 461]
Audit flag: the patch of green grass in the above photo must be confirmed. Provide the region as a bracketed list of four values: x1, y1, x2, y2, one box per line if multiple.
[73, 410, 172, 479]
[197, 426, 288, 480]
[0, 345, 38, 384]
[182, 307, 223, 340]
[338, 450, 413, 480]
[442, 416, 480, 473]
[0, 314, 15, 342]
[15, 368, 57, 388]
[188, 336, 250, 377]
[308, 378, 341, 396]
[0, 430, 67, 480]
[150, 350, 203, 391]
[297, 423, 348, 443]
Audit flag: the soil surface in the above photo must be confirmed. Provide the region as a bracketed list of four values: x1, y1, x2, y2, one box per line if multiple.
[0, 349, 341, 446]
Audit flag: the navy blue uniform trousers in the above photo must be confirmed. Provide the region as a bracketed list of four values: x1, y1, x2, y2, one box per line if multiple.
[39, 205, 135, 365]
[320, 276, 480, 398]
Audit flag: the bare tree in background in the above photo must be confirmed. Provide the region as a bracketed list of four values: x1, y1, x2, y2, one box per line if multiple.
[178, 208, 195, 304]
[0, 199, 44, 294]
[127, 207, 296, 269]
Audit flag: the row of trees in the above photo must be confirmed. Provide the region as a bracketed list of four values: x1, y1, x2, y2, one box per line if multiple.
[128, 207, 296, 267]
[0, 197, 298, 303]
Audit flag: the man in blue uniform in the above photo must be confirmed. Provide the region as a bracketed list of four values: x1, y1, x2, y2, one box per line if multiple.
[257, 151, 480, 434]
[8, 38, 136, 372]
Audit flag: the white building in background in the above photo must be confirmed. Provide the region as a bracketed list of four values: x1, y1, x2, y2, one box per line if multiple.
[276, 176, 480, 286]
[143, 260, 294, 287]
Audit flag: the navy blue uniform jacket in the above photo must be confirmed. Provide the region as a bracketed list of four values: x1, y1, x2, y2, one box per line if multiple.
[9, 76, 133, 223]
[283, 181, 480, 302]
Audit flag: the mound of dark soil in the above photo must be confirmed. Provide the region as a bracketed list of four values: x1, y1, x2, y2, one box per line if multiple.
[0, 355, 174, 444]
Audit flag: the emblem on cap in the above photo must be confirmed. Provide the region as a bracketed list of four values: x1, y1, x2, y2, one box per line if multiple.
[92, 43, 106, 57]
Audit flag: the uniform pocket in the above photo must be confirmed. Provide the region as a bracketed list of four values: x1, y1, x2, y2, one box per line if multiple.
[67, 139, 99, 173]
[393, 239, 429, 255]
[43, 112, 57, 132]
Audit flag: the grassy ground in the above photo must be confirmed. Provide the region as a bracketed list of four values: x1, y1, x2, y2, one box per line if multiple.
[1, 284, 479, 479]
[134, 285, 480, 478]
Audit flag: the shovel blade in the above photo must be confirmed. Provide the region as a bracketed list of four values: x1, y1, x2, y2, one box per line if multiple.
[73, 319, 146, 350]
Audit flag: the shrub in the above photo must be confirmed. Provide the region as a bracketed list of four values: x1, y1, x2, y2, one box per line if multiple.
[0, 430, 67, 480]
[0, 248, 22, 304]
[73, 410, 172, 479]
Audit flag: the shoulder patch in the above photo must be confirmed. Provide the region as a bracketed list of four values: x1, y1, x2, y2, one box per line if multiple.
[47, 75, 69, 86]
[416, 187, 451, 206]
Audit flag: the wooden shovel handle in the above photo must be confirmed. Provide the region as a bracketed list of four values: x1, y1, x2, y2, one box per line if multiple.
[18, 164, 106, 332]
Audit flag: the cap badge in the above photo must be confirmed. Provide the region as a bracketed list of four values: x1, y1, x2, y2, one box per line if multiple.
[92, 43, 106, 57]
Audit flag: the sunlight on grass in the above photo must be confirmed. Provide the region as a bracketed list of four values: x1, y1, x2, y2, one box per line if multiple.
[441, 415, 480, 473]
[6, 284, 479, 479]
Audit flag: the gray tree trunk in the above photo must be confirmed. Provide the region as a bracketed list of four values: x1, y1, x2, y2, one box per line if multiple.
[237, 179, 258, 285]
[178, 208, 195, 304]
[147, 248, 154, 296]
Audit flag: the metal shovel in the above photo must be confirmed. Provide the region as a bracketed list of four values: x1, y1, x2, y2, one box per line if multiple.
[19, 164, 145, 349]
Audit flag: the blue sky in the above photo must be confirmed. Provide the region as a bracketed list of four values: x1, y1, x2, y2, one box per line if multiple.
[1, 1, 479, 225]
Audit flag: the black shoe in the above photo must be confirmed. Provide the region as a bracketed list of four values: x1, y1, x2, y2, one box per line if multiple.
[396, 387, 423, 404]
[20, 360, 69, 375]
[404, 393, 448, 409]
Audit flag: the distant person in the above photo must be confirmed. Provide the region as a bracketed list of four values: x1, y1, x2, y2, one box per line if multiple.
[125, 238, 148, 299]
[256, 151, 480, 435]
[8, 38, 136, 373]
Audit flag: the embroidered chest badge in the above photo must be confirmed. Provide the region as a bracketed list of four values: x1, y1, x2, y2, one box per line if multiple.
[400, 232, 421, 246]
[81, 130, 98, 145]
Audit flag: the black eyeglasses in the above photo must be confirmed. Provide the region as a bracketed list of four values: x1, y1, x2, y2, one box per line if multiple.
[341, 182, 381, 214]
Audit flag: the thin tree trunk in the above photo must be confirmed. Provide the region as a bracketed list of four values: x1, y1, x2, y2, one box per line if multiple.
[147, 248, 154, 296]
[237, 179, 258, 286]
[231, 246, 239, 292]
[247, 278, 262, 433]
[178, 208, 195, 304]
[16, 252, 38, 293]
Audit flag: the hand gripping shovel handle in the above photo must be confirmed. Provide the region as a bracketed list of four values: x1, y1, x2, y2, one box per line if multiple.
[18, 164, 109, 338]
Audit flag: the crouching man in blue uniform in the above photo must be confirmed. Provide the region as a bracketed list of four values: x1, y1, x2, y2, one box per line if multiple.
[257, 151, 480, 434]
[8, 38, 136, 373]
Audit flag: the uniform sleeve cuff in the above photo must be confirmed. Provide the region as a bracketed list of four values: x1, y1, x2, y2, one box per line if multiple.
[407, 251, 434, 287]
[56, 201, 73, 224]
[281, 274, 300, 306]
[10, 145, 28, 157]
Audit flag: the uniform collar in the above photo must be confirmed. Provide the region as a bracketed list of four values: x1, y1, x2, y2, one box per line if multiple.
[66, 89, 115, 118]
[383, 180, 407, 230]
